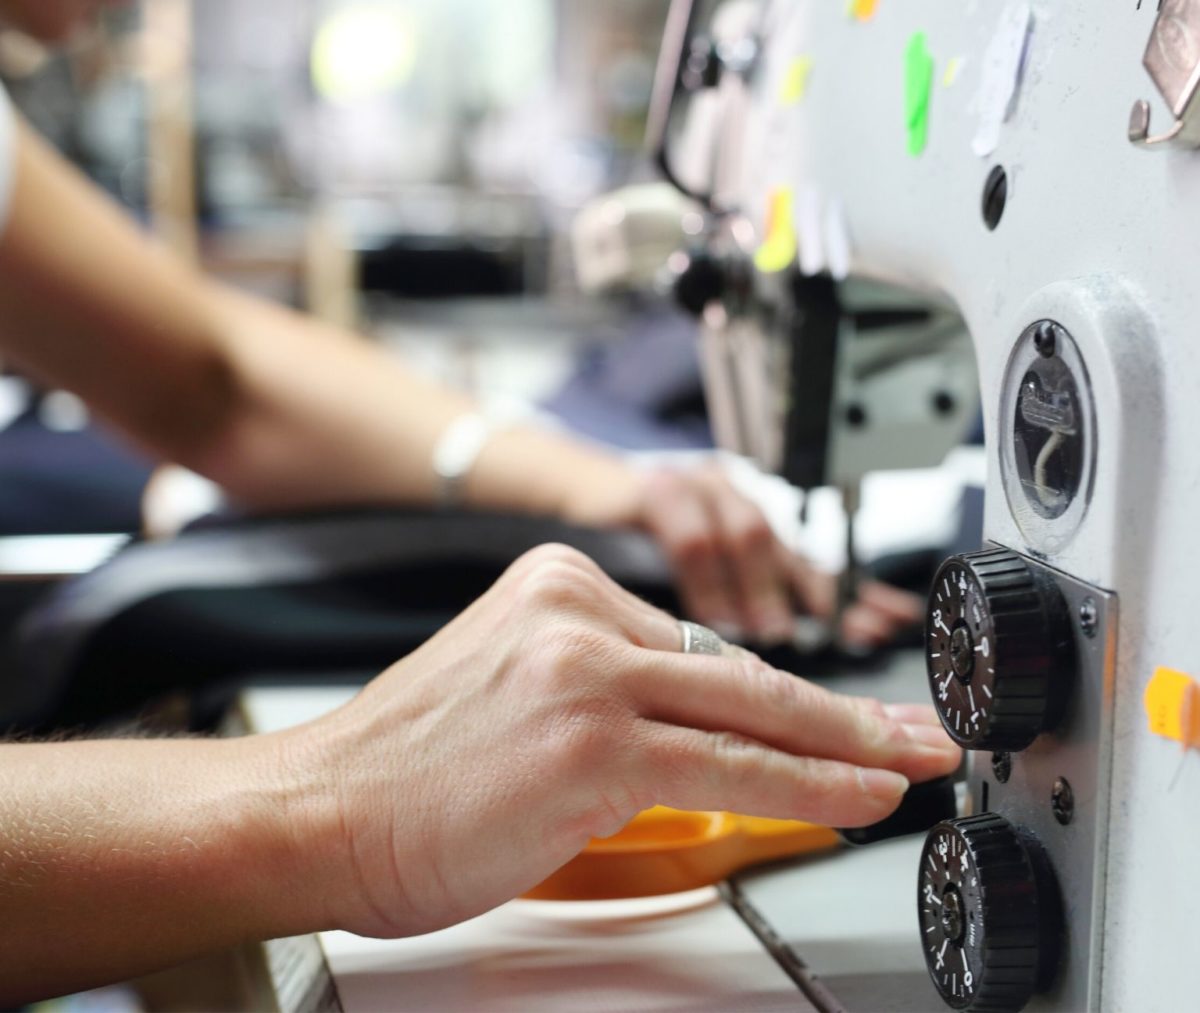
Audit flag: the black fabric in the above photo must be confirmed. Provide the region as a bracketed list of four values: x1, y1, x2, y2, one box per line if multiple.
[2, 509, 678, 732]
[0, 413, 152, 535]
[2, 507, 945, 734]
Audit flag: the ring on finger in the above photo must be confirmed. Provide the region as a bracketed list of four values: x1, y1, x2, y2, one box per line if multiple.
[678, 620, 726, 656]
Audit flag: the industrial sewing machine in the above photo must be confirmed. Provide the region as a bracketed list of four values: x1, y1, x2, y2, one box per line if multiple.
[637, 0, 1200, 1010]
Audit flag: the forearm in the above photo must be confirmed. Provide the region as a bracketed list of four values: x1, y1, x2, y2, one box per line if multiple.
[194, 284, 641, 521]
[0, 735, 325, 1005]
[0, 120, 235, 462]
[0, 115, 637, 523]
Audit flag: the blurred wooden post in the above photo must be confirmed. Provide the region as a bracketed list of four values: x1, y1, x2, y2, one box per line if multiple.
[303, 204, 361, 330]
[143, 0, 199, 264]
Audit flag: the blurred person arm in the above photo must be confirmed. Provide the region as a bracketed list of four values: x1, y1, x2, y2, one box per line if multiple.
[0, 117, 918, 644]
[0, 545, 959, 1006]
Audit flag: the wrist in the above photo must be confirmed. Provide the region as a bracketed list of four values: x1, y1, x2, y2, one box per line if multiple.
[140, 735, 336, 946]
[263, 698, 418, 939]
[236, 728, 352, 938]
[457, 422, 642, 527]
[552, 449, 646, 530]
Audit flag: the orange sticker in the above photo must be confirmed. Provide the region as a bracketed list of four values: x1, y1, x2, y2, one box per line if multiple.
[1145, 668, 1200, 749]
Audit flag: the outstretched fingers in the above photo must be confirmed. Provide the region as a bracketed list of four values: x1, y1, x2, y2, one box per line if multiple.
[624, 649, 961, 785]
[631, 721, 910, 828]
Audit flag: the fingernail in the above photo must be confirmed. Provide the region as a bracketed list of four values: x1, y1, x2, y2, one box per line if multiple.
[904, 723, 957, 750]
[712, 620, 744, 642]
[858, 768, 910, 800]
[757, 615, 796, 645]
[884, 703, 941, 724]
[791, 616, 833, 651]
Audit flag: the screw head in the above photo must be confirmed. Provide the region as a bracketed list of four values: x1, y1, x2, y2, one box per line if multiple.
[992, 751, 1013, 784]
[932, 390, 957, 416]
[1051, 776, 1075, 826]
[982, 165, 1008, 231]
[1079, 598, 1099, 638]
[845, 404, 868, 429]
[1034, 321, 1058, 358]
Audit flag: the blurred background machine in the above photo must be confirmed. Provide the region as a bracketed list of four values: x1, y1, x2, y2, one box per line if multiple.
[642, 0, 1198, 1010]
[574, 0, 980, 641]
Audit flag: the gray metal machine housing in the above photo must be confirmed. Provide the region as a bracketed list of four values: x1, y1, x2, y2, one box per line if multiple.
[665, 1, 1199, 1010]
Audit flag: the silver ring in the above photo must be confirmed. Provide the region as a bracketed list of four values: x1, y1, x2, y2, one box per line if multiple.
[679, 620, 725, 656]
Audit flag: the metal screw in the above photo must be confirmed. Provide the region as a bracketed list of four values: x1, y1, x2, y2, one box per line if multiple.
[932, 390, 957, 417]
[1051, 776, 1075, 826]
[845, 404, 868, 428]
[992, 751, 1013, 784]
[1034, 321, 1058, 358]
[1079, 598, 1099, 638]
[982, 165, 1008, 231]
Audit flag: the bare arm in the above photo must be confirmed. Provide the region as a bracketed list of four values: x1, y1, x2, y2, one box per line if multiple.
[0, 118, 633, 518]
[0, 734, 317, 1005]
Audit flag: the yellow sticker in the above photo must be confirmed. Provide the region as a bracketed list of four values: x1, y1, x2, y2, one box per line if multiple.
[1145, 668, 1200, 748]
[754, 187, 798, 275]
[779, 57, 814, 105]
[851, 0, 879, 22]
[943, 56, 965, 87]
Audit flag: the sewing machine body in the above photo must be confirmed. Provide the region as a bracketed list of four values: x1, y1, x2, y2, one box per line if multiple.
[680, 2, 1199, 1010]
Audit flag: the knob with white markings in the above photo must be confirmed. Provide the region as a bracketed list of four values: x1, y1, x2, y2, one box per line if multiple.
[918, 814, 1057, 1013]
[925, 548, 1072, 751]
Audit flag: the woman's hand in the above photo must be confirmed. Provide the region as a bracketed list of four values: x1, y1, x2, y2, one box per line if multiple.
[562, 461, 923, 648]
[281, 545, 959, 941]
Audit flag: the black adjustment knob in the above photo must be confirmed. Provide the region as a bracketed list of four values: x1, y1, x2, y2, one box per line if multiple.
[925, 548, 1072, 751]
[918, 814, 1058, 1013]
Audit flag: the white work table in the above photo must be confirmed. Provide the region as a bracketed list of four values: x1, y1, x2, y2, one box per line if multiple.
[240, 650, 941, 1013]
[319, 892, 810, 1013]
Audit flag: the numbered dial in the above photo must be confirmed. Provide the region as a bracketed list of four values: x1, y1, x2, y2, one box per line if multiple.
[926, 548, 1071, 751]
[918, 815, 1048, 1013]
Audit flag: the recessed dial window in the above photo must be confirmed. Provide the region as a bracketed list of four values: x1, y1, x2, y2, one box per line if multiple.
[1013, 357, 1084, 520]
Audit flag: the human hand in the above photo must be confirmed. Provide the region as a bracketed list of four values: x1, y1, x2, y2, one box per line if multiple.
[279, 545, 959, 941]
[564, 461, 922, 648]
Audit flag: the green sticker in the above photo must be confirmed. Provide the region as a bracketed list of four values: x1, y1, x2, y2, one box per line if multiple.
[905, 32, 935, 157]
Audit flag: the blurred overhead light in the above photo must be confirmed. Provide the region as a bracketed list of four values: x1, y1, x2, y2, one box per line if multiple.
[311, 3, 418, 102]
